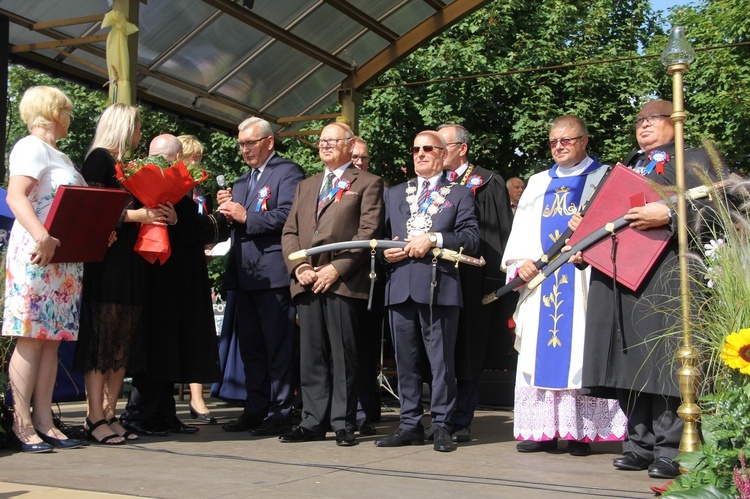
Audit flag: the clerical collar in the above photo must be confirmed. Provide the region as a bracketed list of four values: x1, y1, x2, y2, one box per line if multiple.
[553, 156, 593, 178]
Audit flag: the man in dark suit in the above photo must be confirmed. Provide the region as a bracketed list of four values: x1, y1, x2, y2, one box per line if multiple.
[437, 124, 514, 443]
[217, 117, 305, 436]
[581, 100, 718, 479]
[281, 122, 384, 447]
[374, 130, 479, 452]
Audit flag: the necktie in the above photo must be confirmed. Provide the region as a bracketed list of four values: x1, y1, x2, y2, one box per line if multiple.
[246, 169, 260, 206]
[317, 172, 336, 217]
[417, 179, 431, 208]
[449, 171, 458, 182]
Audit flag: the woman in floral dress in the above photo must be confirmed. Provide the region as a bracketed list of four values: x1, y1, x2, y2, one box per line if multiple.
[2, 86, 85, 452]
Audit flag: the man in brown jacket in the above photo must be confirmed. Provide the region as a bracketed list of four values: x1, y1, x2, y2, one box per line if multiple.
[281, 122, 384, 447]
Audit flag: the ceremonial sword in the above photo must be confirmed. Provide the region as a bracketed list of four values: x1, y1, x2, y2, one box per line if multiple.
[288, 239, 486, 267]
[482, 181, 722, 304]
[480, 165, 616, 305]
[290, 239, 485, 311]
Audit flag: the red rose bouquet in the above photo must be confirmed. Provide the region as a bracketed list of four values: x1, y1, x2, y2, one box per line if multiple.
[115, 155, 208, 264]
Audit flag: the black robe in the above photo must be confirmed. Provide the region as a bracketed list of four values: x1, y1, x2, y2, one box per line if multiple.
[132, 196, 230, 382]
[582, 143, 718, 398]
[453, 165, 516, 379]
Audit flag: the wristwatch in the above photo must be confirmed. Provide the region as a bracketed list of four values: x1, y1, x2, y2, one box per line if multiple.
[428, 233, 437, 247]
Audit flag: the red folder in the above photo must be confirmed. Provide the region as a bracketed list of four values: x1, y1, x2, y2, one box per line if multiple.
[566, 163, 672, 291]
[44, 185, 130, 263]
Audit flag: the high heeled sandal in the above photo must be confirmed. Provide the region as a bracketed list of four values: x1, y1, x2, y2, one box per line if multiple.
[85, 418, 126, 445]
[107, 417, 139, 440]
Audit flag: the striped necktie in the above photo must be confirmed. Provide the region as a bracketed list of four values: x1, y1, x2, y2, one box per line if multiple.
[417, 179, 431, 207]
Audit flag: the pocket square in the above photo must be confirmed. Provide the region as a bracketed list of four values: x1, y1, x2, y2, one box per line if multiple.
[344, 190, 360, 196]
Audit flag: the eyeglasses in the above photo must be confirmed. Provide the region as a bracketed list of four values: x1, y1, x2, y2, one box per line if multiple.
[446, 142, 464, 148]
[634, 114, 671, 128]
[352, 154, 370, 162]
[548, 136, 583, 148]
[411, 145, 445, 154]
[318, 137, 349, 148]
[238, 136, 269, 149]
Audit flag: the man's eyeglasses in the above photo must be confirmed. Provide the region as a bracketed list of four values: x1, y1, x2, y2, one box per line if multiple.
[318, 137, 349, 148]
[446, 142, 464, 148]
[548, 136, 583, 148]
[634, 114, 671, 128]
[411, 145, 445, 154]
[238, 136, 269, 149]
[352, 154, 370, 162]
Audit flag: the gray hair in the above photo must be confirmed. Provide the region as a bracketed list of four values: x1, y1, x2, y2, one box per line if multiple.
[437, 123, 471, 149]
[238, 116, 273, 137]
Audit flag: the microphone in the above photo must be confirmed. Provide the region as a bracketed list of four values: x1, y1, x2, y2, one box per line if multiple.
[216, 174, 227, 190]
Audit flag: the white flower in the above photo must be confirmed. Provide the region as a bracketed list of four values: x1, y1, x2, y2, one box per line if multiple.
[704, 239, 725, 259]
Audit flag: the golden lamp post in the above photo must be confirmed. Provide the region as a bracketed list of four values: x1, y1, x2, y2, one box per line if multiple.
[660, 26, 701, 454]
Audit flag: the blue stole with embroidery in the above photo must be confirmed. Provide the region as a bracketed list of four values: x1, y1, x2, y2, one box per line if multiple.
[534, 158, 602, 388]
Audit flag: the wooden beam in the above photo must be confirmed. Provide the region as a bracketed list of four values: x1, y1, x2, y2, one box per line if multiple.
[422, 0, 446, 10]
[323, 0, 398, 42]
[10, 34, 108, 53]
[50, 47, 108, 76]
[276, 113, 340, 124]
[31, 14, 105, 31]
[342, 0, 491, 90]
[201, 0, 353, 75]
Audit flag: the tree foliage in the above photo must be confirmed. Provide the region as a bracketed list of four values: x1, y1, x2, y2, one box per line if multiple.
[3, 0, 750, 293]
[316, 0, 748, 184]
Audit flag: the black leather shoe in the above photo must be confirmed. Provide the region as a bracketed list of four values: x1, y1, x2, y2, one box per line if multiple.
[613, 452, 652, 471]
[37, 431, 83, 449]
[424, 425, 435, 441]
[335, 429, 358, 447]
[168, 417, 199, 434]
[357, 420, 377, 436]
[433, 427, 456, 452]
[374, 428, 425, 447]
[451, 425, 471, 443]
[120, 419, 168, 437]
[648, 457, 681, 479]
[250, 418, 292, 436]
[516, 438, 558, 453]
[567, 441, 591, 456]
[279, 426, 325, 443]
[222, 413, 263, 432]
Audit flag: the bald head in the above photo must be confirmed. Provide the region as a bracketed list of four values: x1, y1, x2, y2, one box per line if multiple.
[635, 100, 675, 151]
[149, 134, 183, 162]
[506, 177, 525, 205]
